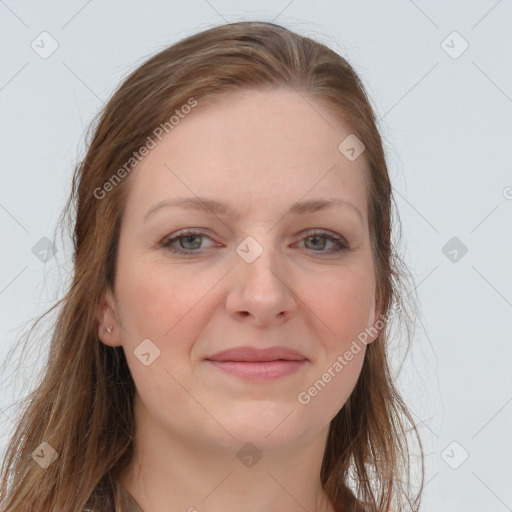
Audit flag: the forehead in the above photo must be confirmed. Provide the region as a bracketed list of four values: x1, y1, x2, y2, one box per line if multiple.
[122, 87, 369, 223]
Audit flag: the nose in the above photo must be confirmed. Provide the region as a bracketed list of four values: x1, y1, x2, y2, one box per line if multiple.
[225, 241, 298, 326]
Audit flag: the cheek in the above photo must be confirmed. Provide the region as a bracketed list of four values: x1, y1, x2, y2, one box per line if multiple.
[302, 261, 375, 348]
[299, 348, 365, 424]
[301, 263, 373, 416]
[115, 261, 210, 409]
[297, 267, 371, 417]
[116, 258, 211, 340]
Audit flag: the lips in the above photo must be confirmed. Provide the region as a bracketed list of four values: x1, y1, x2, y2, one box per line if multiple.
[205, 346, 308, 381]
[206, 346, 307, 362]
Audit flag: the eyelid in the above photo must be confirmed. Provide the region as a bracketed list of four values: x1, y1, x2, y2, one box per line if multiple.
[161, 228, 219, 249]
[160, 228, 350, 255]
[296, 228, 348, 244]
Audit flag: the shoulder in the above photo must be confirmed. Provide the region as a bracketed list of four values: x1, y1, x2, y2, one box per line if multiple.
[81, 487, 115, 512]
[81, 478, 143, 512]
[81, 501, 112, 512]
[119, 484, 144, 511]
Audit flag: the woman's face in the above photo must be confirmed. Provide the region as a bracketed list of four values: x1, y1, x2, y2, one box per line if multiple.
[100, 87, 379, 452]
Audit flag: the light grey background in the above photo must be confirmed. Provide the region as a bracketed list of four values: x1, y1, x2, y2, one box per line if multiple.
[1, 1, 511, 511]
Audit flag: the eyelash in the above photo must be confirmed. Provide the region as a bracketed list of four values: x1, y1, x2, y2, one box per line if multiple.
[160, 229, 350, 256]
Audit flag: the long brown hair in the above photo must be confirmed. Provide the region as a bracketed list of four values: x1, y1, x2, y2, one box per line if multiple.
[0, 21, 423, 511]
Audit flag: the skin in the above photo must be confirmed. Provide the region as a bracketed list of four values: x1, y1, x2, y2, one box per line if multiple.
[97, 87, 380, 512]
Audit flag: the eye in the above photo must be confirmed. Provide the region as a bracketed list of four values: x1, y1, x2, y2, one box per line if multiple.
[160, 229, 350, 256]
[161, 229, 216, 255]
[294, 230, 349, 254]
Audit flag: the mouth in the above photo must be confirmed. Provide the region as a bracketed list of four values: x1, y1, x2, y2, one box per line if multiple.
[205, 346, 308, 381]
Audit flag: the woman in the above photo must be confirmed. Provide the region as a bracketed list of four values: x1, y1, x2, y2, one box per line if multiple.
[0, 21, 423, 512]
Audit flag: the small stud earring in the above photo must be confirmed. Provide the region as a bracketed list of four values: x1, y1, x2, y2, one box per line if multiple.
[104, 326, 113, 333]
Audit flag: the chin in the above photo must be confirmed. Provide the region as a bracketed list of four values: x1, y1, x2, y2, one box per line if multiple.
[209, 402, 313, 450]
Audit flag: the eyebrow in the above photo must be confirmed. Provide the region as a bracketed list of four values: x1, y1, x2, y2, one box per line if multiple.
[144, 196, 364, 224]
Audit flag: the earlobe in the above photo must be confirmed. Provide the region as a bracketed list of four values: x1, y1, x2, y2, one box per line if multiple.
[366, 298, 382, 344]
[96, 289, 122, 347]
[367, 305, 376, 329]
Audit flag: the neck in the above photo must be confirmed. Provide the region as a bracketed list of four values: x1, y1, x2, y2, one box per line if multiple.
[118, 393, 336, 512]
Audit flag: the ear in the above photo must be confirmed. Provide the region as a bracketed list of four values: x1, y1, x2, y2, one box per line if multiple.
[96, 288, 123, 347]
[365, 296, 382, 345]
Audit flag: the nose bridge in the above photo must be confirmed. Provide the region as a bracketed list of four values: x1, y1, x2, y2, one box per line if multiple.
[235, 233, 283, 290]
[227, 233, 296, 322]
